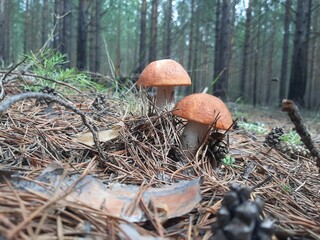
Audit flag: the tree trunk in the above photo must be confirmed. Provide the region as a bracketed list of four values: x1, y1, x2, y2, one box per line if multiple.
[76, 0, 89, 70]
[115, 7, 121, 77]
[62, 0, 72, 67]
[53, 0, 61, 50]
[0, 0, 5, 64]
[41, 0, 49, 46]
[137, 0, 147, 73]
[95, 0, 101, 72]
[279, 0, 291, 102]
[187, 0, 195, 77]
[4, 1, 11, 62]
[24, 0, 30, 53]
[213, 0, 231, 100]
[213, 0, 221, 88]
[239, 0, 252, 101]
[288, 0, 311, 106]
[149, 0, 158, 63]
[164, 0, 172, 58]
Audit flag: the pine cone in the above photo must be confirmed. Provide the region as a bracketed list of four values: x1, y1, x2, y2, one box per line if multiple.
[277, 142, 310, 159]
[265, 127, 284, 148]
[208, 132, 229, 161]
[212, 184, 274, 240]
[265, 127, 310, 159]
[37, 86, 58, 105]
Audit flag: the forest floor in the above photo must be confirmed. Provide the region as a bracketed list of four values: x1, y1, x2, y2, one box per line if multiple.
[0, 86, 319, 240]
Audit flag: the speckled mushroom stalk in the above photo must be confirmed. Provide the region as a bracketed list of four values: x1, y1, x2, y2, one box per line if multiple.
[155, 86, 175, 109]
[137, 59, 191, 110]
[180, 120, 210, 154]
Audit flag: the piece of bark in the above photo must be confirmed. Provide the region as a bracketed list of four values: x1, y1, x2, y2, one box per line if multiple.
[281, 99, 320, 169]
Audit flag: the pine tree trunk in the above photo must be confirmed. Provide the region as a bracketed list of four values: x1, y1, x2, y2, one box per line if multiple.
[76, 0, 89, 70]
[213, 0, 231, 99]
[115, 8, 121, 77]
[95, 0, 101, 72]
[62, 0, 72, 67]
[288, 0, 311, 106]
[137, 0, 147, 73]
[239, 0, 252, 101]
[149, 0, 158, 63]
[187, 0, 195, 77]
[41, 0, 49, 46]
[279, 0, 291, 102]
[0, 1, 5, 64]
[165, 0, 172, 58]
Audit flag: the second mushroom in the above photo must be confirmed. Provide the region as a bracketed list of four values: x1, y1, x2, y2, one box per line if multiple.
[173, 93, 233, 157]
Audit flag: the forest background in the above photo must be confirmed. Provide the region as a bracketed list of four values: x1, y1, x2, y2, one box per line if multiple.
[0, 0, 319, 109]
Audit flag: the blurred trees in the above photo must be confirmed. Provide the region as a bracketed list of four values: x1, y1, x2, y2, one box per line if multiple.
[1, 0, 320, 109]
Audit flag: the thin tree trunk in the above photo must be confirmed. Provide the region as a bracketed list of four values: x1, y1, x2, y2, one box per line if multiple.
[165, 0, 172, 58]
[279, 0, 291, 102]
[239, 0, 252, 101]
[53, 0, 60, 50]
[0, 0, 5, 64]
[115, 7, 121, 77]
[41, 0, 49, 46]
[288, 0, 311, 106]
[187, 0, 195, 76]
[149, 0, 158, 63]
[24, 0, 30, 53]
[253, 3, 262, 107]
[213, 0, 221, 85]
[62, 0, 72, 67]
[76, 0, 89, 70]
[213, 0, 231, 99]
[137, 0, 147, 73]
[94, 0, 101, 72]
[3, 0, 11, 62]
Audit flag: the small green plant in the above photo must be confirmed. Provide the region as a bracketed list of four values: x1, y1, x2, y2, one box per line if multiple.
[279, 130, 302, 145]
[282, 184, 293, 193]
[238, 122, 268, 134]
[221, 155, 235, 166]
[23, 49, 105, 93]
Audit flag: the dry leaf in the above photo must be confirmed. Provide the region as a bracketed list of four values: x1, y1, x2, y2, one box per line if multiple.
[74, 121, 125, 146]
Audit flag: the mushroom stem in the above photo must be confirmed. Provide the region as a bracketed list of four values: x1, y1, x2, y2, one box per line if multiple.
[156, 86, 174, 109]
[181, 120, 209, 156]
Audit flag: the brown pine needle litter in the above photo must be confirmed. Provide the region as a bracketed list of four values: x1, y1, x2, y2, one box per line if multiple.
[0, 90, 319, 240]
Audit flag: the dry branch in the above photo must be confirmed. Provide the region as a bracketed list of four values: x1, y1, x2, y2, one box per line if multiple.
[282, 99, 320, 169]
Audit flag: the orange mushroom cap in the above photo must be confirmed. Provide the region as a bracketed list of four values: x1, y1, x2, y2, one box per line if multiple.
[173, 93, 233, 130]
[137, 59, 191, 87]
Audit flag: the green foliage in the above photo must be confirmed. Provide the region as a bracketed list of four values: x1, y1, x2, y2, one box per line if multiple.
[279, 130, 302, 145]
[237, 122, 268, 134]
[24, 49, 105, 93]
[221, 155, 235, 166]
[282, 184, 293, 193]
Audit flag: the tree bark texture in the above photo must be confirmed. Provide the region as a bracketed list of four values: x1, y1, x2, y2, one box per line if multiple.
[239, 0, 252, 101]
[62, 0, 72, 67]
[164, 0, 172, 58]
[288, 0, 311, 106]
[279, 0, 291, 102]
[76, 0, 89, 70]
[213, 0, 231, 100]
[137, 0, 147, 73]
[149, 0, 158, 63]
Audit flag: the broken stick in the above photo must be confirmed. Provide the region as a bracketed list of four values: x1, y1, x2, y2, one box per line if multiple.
[281, 99, 320, 169]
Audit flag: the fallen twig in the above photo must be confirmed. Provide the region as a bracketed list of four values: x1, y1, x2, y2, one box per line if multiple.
[281, 99, 320, 169]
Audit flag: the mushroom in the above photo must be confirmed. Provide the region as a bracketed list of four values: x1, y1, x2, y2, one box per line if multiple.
[173, 93, 233, 156]
[137, 59, 191, 109]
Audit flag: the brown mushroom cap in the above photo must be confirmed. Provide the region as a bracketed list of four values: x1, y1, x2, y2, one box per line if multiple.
[137, 59, 191, 87]
[173, 93, 233, 130]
